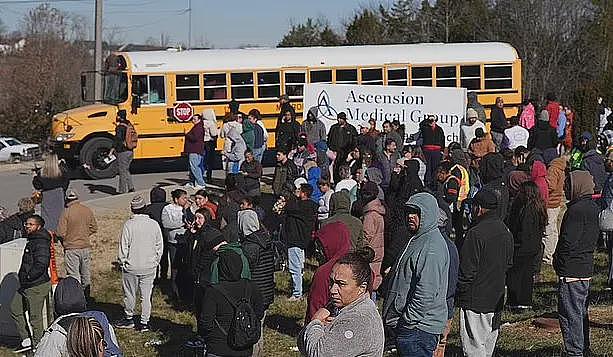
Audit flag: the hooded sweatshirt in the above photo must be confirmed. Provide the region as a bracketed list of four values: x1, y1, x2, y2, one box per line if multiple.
[547, 157, 567, 208]
[306, 222, 351, 321]
[363, 199, 386, 290]
[240, 211, 275, 308]
[528, 118, 558, 150]
[553, 171, 599, 278]
[146, 187, 168, 231]
[382, 193, 449, 335]
[520, 103, 536, 129]
[225, 127, 246, 165]
[480, 153, 510, 220]
[531, 160, 549, 204]
[467, 92, 486, 123]
[321, 190, 364, 248]
[118, 214, 163, 275]
[35, 277, 121, 357]
[581, 149, 606, 193]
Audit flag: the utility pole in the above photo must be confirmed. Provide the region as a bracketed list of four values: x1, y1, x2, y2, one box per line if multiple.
[94, 0, 103, 102]
[187, 0, 192, 49]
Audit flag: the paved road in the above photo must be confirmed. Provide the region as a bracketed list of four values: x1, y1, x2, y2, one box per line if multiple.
[0, 158, 274, 211]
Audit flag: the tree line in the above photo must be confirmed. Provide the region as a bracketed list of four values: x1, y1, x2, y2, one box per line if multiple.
[280, 0, 613, 136]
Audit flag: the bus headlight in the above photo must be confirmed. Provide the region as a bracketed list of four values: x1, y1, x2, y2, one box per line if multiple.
[55, 133, 75, 142]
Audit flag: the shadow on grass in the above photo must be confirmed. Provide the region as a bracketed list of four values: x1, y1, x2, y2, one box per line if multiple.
[265, 313, 303, 338]
[88, 299, 195, 357]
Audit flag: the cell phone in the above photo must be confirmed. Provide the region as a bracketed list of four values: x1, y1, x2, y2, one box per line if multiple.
[325, 300, 339, 317]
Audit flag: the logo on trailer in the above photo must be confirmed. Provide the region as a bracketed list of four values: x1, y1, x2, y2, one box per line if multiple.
[315, 90, 338, 120]
[173, 102, 194, 122]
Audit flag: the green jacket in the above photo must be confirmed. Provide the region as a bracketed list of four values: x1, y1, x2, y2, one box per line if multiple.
[210, 242, 251, 284]
[382, 193, 449, 335]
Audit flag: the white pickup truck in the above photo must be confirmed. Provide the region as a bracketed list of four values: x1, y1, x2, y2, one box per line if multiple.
[0, 137, 41, 163]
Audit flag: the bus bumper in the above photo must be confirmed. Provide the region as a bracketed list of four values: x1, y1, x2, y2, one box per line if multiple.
[51, 140, 80, 162]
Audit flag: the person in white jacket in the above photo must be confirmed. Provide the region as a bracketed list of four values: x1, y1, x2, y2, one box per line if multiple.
[201, 109, 219, 182]
[317, 178, 333, 221]
[161, 189, 189, 297]
[115, 195, 163, 332]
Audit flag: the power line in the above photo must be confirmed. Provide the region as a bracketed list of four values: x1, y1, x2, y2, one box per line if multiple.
[0, 0, 90, 4]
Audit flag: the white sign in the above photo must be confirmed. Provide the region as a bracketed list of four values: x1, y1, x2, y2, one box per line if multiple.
[303, 84, 467, 145]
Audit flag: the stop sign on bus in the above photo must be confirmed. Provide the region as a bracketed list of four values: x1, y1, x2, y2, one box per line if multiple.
[173, 102, 194, 122]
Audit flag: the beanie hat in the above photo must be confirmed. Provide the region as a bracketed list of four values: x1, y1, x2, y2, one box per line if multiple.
[473, 188, 498, 209]
[362, 181, 379, 198]
[65, 189, 78, 201]
[131, 195, 146, 210]
[294, 177, 307, 189]
[538, 110, 549, 122]
[466, 108, 478, 120]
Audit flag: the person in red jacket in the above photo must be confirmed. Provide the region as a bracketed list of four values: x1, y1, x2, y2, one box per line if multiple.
[184, 114, 206, 188]
[420, 115, 446, 189]
[305, 222, 351, 321]
[546, 93, 560, 129]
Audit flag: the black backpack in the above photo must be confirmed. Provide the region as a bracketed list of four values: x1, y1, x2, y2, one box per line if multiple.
[213, 283, 261, 350]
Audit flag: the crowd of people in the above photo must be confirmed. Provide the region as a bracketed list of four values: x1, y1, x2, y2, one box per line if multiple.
[1, 91, 613, 357]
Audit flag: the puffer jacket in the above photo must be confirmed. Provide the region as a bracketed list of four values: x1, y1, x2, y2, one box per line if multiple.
[547, 157, 567, 208]
[18, 229, 51, 289]
[242, 228, 275, 309]
[362, 199, 385, 290]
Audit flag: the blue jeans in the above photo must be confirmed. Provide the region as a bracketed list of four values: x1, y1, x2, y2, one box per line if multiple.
[253, 146, 265, 163]
[199, 148, 208, 183]
[287, 247, 304, 297]
[559, 279, 590, 356]
[395, 327, 439, 357]
[188, 153, 205, 186]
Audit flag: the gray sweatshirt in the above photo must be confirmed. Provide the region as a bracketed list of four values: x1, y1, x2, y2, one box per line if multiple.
[118, 214, 163, 275]
[297, 294, 384, 357]
[382, 192, 449, 335]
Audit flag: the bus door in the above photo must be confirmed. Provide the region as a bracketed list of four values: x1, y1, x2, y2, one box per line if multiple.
[130, 74, 181, 158]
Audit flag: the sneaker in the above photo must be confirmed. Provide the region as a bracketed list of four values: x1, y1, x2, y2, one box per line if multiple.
[184, 182, 194, 188]
[183, 336, 205, 349]
[135, 323, 150, 332]
[13, 338, 31, 353]
[287, 295, 303, 302]
[115, 317, 135, 329]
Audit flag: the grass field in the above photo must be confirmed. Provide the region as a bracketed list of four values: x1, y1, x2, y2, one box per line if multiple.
[2, 208, 613, 356]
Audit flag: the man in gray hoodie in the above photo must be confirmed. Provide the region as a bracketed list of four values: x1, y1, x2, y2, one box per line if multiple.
[383, 192, 449, 357]
[115, 196, 163, 332]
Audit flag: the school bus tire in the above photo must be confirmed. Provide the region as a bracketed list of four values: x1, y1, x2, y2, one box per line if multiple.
[79, 136, 118, 180]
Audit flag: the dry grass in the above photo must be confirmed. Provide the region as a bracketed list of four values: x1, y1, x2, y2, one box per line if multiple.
[1, 203, 613, 356]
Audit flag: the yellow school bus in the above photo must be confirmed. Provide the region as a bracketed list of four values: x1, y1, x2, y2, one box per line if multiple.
[51, 42, 521, 178]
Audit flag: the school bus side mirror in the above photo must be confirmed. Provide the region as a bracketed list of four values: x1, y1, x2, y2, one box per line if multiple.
[81, 71, 96, 102]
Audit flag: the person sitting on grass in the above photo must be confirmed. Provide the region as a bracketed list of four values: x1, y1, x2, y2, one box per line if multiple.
[298, 250, 385, 357]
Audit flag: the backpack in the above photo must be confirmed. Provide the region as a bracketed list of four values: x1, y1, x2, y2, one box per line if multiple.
[119, 122, 138, 150]
[213, 283, 261, 351]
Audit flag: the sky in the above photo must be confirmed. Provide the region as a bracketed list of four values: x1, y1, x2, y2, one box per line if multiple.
[0, 0, 391, 48]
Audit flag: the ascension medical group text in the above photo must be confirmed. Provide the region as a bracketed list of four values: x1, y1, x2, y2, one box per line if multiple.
[343, 89, 462, 142]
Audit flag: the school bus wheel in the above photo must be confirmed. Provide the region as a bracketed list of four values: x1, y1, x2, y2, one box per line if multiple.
[79, 136, 118, 180]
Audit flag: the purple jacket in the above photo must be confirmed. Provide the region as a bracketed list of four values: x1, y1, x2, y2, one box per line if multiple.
[184, 121, 205, 154]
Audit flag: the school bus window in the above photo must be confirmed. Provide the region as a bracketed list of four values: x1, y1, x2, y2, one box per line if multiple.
[231, 72, 254, 99]
[257, 72, 280, 99]
[203, 73, 227, 100]
[285, 71, 305, 97]
[387, 68, 407, 86]
[336, 69, 357, 84]
[460, 65, 480, 90]
[176, 74, 200, 101]
[310, 69, 332, 83]
[148, 76, 165, 104]
[361, 68, 382, 85]
[436, 66, 456, 87]
[484, 64, 512, 89]
[411, 67, 432, 87]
